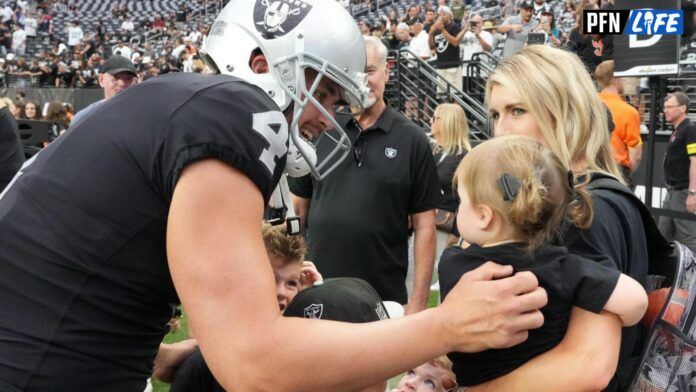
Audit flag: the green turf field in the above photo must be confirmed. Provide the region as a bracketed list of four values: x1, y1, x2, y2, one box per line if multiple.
[152, 291, 440, 391]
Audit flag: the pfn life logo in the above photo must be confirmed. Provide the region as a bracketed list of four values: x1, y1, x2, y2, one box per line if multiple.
[583, 9, 683, 35]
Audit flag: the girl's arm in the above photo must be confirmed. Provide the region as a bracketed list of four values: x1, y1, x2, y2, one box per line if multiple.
[603, 273, 648, 326]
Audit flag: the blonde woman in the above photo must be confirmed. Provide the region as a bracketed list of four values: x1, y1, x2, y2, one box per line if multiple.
[469, 44, 648, 391]
[430, 104, 471, 264]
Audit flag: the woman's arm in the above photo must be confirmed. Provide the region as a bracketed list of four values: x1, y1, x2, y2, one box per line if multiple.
[603, 274, 648, 326]
[468, 307, 622, 392]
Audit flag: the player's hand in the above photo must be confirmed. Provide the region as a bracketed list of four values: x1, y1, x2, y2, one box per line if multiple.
[436, 262, 547, 353]
[299, 261, 323, 291]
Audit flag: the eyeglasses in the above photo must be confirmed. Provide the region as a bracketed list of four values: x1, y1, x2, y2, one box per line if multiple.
[664, 105, 685, 109]
[353, 139, 367, 167]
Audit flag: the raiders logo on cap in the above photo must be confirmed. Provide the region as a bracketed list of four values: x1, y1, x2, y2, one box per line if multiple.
[304, 303, 323, 319]
[254, 0, 313, 39]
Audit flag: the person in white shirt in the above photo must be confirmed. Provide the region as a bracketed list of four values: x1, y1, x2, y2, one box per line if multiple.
[408, 20, 432, 60]
[120, 17, 134, 33]
[0, 4, 12, 23]
[457, 14, 492, 63]
[66, 20, 83, 48]
[11, 25, 26, 57]
[23, 12, 37, 38]
[112, 41, 132, 60]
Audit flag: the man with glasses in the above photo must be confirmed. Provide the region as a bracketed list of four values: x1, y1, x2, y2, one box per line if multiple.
[290, 37, 440, 314]
[659, 91, 696, 253]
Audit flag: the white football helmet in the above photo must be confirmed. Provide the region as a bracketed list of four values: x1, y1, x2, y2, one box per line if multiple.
[201, 0, 369, 180]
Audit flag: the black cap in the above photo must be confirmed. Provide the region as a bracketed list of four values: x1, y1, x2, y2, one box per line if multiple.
[103, 55, 137, 76]
[519, 1, 534, 9]
[284, 278, 393, 323]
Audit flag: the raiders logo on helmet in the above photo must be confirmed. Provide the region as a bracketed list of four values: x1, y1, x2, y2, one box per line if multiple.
[254, 0, 312, 38]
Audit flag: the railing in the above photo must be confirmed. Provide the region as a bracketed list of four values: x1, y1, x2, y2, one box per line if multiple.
[387, 49, 489, 140]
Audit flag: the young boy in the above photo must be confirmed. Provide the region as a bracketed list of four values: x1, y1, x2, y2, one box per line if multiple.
[169, 223, 321, 392]
[391, 356, 458, 392]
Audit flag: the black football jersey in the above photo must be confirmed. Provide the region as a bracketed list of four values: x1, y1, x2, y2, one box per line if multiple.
[0, 72, 287, 391]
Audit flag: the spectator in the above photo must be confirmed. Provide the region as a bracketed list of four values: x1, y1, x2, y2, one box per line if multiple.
[474, 44, 648, 391]
[440, 135, 647, 388]
[408, 19, 432, 60]
[112, 41, 132, 60]
[291, 37, 440, 312]
[393, 22, 412, 50]
[567, 2, 611, 73]
[659, 92, 696, 254]
[20, 100, 41, 120]
[429, 103, 471, 268]
[168, 223, 321, 391]
[44, 100, 69, 140]
[120, 14, 134, 36]
[595, 60, 642, 185]
[0, 3, 12, 24]
[71, 55, 138, 125]
[423, 8, 436, 32]
[23, 11, 37, 40]
[428, 6, 463, 91]
[390, 356, 457, 392]
[532, 0, 551, 20]
[498, 1, 538, 59]
[402, 5, 420, 25]
[458, 14, 493, 62]
[11, 25, 25, 57]
[66, 20, 83, 49]
[534, 10, 562, 46]
[0, 97, 23, 191]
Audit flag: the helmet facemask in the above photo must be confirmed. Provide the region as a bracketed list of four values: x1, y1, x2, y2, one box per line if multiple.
[272, 48, 368, 180]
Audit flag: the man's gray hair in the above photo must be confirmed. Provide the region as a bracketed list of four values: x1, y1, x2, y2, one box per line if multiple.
[667, 91, 690, 107]
[363, 36, 388, 66]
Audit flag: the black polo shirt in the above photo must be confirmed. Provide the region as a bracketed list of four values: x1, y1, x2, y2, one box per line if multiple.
[664, 118, 696, 188]
[0, 72, 285, 391]
[289, 106, 440, 303]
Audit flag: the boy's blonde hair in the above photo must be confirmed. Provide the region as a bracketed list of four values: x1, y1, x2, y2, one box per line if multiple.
[434, 103, 472, 156]
[428, 355, 456, 390]
[486, 45, 624, 184]
[262, 223, 306, 265]
[454, 136, 593, 251]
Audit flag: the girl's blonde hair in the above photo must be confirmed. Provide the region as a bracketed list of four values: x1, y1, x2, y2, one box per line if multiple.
[434, 103, 472, 156]
[454, 136, 593, 251]
[485, 45, 624, 184]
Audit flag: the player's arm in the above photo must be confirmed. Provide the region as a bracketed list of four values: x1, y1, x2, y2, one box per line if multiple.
[408, 209, 436, 314]
[468, 308, 621, 392]
[168, 159, 547, 392]
[602, 274, 648, 326]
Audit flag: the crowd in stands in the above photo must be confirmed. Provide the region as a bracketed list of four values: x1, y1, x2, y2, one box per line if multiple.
[0, 0, 217, 89]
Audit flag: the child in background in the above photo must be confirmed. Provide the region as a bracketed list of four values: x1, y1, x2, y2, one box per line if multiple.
[391, 356, 458, 392]
[438, 136, 647, 387]
[169, 223, 322, 392]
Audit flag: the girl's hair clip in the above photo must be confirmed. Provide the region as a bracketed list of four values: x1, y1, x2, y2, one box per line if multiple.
[497, 173, 522, 202]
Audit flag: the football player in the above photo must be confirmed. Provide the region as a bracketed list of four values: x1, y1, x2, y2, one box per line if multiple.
[0, 1, 546, 391]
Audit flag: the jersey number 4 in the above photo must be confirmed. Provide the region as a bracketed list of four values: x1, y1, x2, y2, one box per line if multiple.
[252, 111, 288, 175]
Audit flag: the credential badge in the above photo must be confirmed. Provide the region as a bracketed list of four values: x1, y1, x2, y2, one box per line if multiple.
[304, 303, 323, 319]
[254, 0, 313, 39]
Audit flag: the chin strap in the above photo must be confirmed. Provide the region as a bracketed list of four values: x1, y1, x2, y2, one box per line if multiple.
[266, 174, 301, 235]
